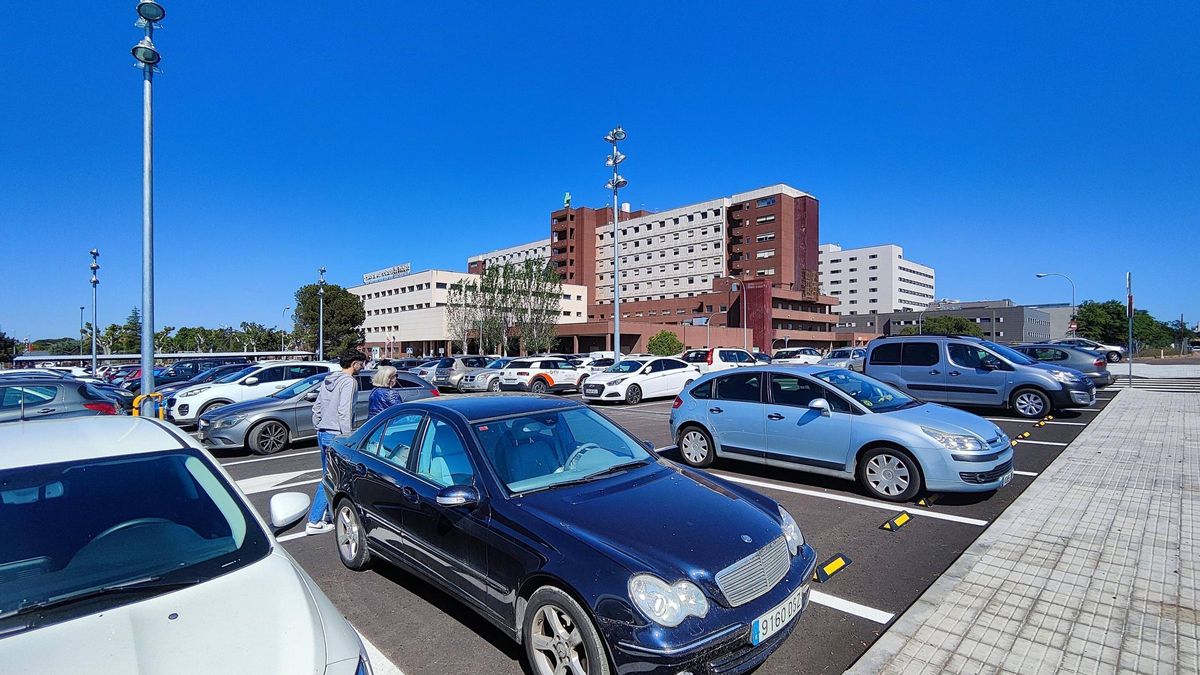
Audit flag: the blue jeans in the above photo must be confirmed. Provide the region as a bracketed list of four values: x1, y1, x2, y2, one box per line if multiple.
[307, 431, 336, 524]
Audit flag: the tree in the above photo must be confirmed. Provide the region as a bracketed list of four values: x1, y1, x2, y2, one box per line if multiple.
[294, 283, 365, 358]
[477, 264, 518, 356]
[898, 315, 984, 337]
[445, 279, 481, 355]
[647, 330, 685, 356]
[512, 260, 563, 355]
[0, 329, 16, 364]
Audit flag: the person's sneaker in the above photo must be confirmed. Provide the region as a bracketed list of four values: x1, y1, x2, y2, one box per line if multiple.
[305, 521, 334, 535]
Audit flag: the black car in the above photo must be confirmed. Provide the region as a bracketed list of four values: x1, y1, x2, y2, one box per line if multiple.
[324, 396, 817, 675]
[129, 357, 251, 394]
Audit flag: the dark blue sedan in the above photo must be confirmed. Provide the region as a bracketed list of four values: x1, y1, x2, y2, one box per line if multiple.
[322, 395, 817, 675]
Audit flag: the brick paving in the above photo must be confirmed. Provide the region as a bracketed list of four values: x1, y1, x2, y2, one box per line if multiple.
[847, 388, 1197, 674]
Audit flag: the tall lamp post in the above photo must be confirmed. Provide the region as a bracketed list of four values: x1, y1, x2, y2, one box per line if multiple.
[281, 306, 291, 352]
[1035, 272, 1076, 337]
[132, 1, 165, 396]
[604, 126, 627, 362]
[89, 250, 100, 375]
[78, 306, 85, 356]
[317, 267, 327, 360]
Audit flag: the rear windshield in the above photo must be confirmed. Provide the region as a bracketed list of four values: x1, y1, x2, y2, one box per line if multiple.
[682, 350, 709, 363]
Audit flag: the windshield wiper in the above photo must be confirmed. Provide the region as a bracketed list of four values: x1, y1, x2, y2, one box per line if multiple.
[0, 575, 204, 620]
[520, 460, 650, 495]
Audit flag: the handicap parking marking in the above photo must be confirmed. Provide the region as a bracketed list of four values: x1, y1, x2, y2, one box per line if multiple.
[710, 473, 990, 527]
[809, 591, 894, 625]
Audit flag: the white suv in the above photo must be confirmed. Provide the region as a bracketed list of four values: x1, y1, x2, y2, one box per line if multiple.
[679, 348, 758, 374]
[168, 361, 335, 425]
[498, 358, 586, 394]
[771, 347, 823, 364]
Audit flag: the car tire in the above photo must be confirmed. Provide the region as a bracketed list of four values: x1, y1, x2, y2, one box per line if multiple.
[198, 401, 229, 418]
[624, 384, 642, 405]
[678, 425, 715, 468]
[488, 378, 501, 392]
[248, 420, 290, 455]
[334, 499, 371, 571]
[523, 586, 611, 675]
[1010, 387, 1050, 419]
[530, 379, 549, 395]
[857, 446, 922, 502]
[1107, 351, 1121, 363]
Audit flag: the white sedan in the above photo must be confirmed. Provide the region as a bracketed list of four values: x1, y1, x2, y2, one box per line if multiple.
[771, 347, 824, 365]
[0, 416, 371, 674]
[581, 357, 700, 405]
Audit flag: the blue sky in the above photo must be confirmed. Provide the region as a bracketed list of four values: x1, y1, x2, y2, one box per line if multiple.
[2, 2, 1197, 339]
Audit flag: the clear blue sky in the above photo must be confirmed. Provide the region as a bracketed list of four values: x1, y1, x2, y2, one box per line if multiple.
[2, 2, 1197, 339]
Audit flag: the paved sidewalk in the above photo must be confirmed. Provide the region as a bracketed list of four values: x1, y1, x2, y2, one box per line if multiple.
[848, 388, 1197, 674]
[1115, 361, 1200, 378]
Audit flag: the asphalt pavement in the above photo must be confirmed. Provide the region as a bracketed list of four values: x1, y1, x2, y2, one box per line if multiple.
[209, 387, 1119, 675]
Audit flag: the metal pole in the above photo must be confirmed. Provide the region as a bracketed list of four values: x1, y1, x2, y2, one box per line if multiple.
[282, 306, 291, 352]
[1127, 272, 1133, 385]
[79, 306, 85, 355]
[90, 251, 99, 375]
[138, 20, 156, 397]
[317, 268, 326, 361]
[612, 164, 621, 363]
[741, 281, 748, 350]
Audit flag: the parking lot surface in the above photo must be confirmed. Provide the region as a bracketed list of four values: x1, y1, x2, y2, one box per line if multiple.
[213, 387, 1120, 674]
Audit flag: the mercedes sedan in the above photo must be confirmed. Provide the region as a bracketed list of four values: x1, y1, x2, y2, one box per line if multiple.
[323, 396, 817, 675]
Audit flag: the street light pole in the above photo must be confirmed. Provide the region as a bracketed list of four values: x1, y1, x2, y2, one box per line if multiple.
[317, 267, 327, 361]
[89, 249, 100, 375]
[604, 126, 628, 362]
[78, 306, 85, 356]
[132, 2, 165, 397]
[1035, 272, 1076, 337]
[282, 306, 291, 352]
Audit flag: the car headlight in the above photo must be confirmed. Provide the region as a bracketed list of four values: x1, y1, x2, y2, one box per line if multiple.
[779, 506, 803, 556]
[354, 652, 373, 675]
[213, 414, 246, 429]
[628, 574, 709, 627]
[1050, 370, 1082, 384]
[180, 387, 209, 397]
[608, 377, 626, 386]
[921, 426, 985, 451]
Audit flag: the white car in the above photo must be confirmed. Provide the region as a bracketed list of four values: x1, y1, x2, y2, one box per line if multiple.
[818, 348, 866, 372]
[679, 347, 758, 374]
[0, 416, 371, 675]
[771, 347, 824, 365]
[581, 357, 700, 405]
[497, 357, 586, 394]
[168, 361, 335, 425]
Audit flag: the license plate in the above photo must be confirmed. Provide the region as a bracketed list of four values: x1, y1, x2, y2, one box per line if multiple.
[750, 583, 807, 646]
[1002, 470, 1013, 486]
[584, 385, 602, 396]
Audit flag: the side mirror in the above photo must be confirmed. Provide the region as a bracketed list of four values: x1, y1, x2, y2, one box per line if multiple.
[641, 367, 652, 375]
[268, 492, 311, 532]
[642, 439, 655, 452]
[436, 485, 480, 508]
[809, 398, 831, 416]
[243, 376, 260, 386]
[304, 391, 318, 402]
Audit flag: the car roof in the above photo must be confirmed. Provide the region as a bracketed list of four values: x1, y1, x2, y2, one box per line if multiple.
[0, 416, 189, 470]
[401, 395, 582, 423]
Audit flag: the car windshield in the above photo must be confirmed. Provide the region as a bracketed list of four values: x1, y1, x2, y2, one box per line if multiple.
[605, 360, 646, 374]
[0, 448, 270, 634]
[272, 373, 326, 399]
[214, 366, 256, 384]
[827, 350, 851, 359]
[485, 359, 510, 369]
[981, 340, 1037, 366]
[815, 369, 918, 413]
[472, 406, 653, 494]
[187, 366, 224, 383]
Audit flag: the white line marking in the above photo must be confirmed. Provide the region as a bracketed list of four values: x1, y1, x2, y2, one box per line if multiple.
[809, 590, 894, 624]
[222, 449, 320, 466]
[277, 531, 311, 542]
[985, 417, 1087, 426]
[1063, 408, 1100, 412]
[711, 474, 990, 526]
[357, 629, 406, 675]
[237, 470, 322, 495]
[1015, 439, 1068, 447]
[1014, 470, 1039, 477]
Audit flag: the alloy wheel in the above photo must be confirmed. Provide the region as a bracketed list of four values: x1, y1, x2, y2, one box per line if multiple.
[681, 430, 709, 464]
[865, 454, 910, 497]
[488, 378, 500, 392]
[530, 605, 588, 675]
[625, 385, 642, 405]
[255, 421, 287, 454]
[336, 505, 359, 561]
[1014, 392, 1046, 417]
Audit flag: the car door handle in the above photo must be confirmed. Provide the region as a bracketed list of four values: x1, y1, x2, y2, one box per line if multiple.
[767, 413, 785, 420]
[354, 463, 367, 475]
[709, 407, 723, 414]
[929, 369, 941, 375]
[401, 486, 420, 504]
[38, 408, 56, 414]
[949, 371, 961, 376]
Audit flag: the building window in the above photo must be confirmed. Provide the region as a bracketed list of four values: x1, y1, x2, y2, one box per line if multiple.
[756, 268, 775, 276]
[756, 197, 776, 207]
[755, 232, 776, 242]
[755, 215, 776, 224]
[756, 249, 776, 259]
[719, 305, 728, 312]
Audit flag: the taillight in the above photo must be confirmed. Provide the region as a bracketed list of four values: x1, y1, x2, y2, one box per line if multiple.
[672, 396, 683, 409]
[1094, 358, 1106, 369]
[84, 401, 117, 415]
[706, 350, 714, 365]
[429, 388, 440, 397]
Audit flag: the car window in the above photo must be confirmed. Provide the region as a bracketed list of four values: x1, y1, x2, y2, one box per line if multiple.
[768, 374, 824, 407]
[0, 385, 57, 409]
[718, 350, 739, 362]
[690, 380, 713, 399]
[462, 357, 488, 369]
[828, 349, 850, 359]
[821, 388, 855, 414]
[396, 375, 427, 389]
[362, 413, 424, 466]
[682, 350, 708, 363]
[508, 360, 533, 369]
[715, 372, 762, 403]
[649, 360, 667, 373]
[414, 418, 475, 487]
[662, 359, 687, 371]
[1034, 348, 1068, 362]
[816, 369, 916, 413]
[285, 365, 318, 379]
[948, 344, 1000, 369]
[901, 342, 940, 367]
[252, 367, 287, 383]
[356, 375, 375, 391]
[869, 343, 902, 365]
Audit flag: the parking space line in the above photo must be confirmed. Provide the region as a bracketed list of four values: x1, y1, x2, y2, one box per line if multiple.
[1016, 439, 1068, 447]
[711, 474, 989, 526]
[1063, 408, 1100, 412]
[1014, 470, 1039, 477]
[809, 590, 894, 624]
[222, 449, 320, 466]
[985, 417, 1087, 426]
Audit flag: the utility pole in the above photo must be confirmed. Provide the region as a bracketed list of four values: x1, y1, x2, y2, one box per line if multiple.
[89, 249, 100, 375]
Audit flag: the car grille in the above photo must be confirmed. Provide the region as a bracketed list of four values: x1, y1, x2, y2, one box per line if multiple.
[960, 459, 1013, 484]
[714, 536, 790, 607]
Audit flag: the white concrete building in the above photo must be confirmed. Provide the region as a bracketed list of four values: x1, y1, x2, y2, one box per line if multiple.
[818, 243, 935, 315]
[350, 268, 587, 357]
[467, 239, 551, 273]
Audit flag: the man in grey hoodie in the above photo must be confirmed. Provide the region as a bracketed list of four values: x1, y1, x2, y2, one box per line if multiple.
[306, 351, 366, 534]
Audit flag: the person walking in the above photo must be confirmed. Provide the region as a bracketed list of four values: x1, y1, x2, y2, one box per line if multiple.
[306, 351, 366, 534]
[368, 365, 406, 417]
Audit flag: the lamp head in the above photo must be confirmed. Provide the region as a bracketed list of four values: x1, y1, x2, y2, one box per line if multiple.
[131, 38, 160, 66]
[136, 1, 166, 22]
[1035, 273, 1049, 278]
[605, 151, 626, 167]
[90, 248, 100, 258]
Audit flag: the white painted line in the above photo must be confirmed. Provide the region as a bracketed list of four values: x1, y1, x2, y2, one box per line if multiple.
[237, 470, 322, 495]
[712, 474, 990, 527]
[1015, 439, 1068, 447]
[809, 590, 894, 624]
[222, 449, 321, 466]
[1014, 470, 1039, 477]
[277, 531, 311, 542]
[985, 417, 1087, 426]
[357, 629, 406, 675]
[1063, 407, 1100, 412]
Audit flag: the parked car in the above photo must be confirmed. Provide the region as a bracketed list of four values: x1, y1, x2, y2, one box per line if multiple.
[581, 357, 700, 405]
[457, 358, 513, 392]
[498, 357, 587, 394]
[1013, 344, 1115, 388]
[670, 366, 1013, 501]
[323, 396, 816, 675]
[0, 378, 121, 423]
[392, 358, 429, 371]
[862, 335, 1095, 419]
[410, 360, 442, 382]
[583, 357, 615, 373]
[0, 416, 371, 674]
[168, 361, 337, 426]
[1050, 337, 1125, 363]
[430, 355, 491, 391]
[753, 352, 773, 364]
[680, 347, 758, 374]
[147, 357, 251, 391]
[154, 363, 253, 397]
[817, 348, 866, 372]
[0, 372, 135, 413]
[0, 368, 103, 384]
[771, 347, 823, 365]
[104, 364, 138, 383]
[118, 367, 166, 391]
